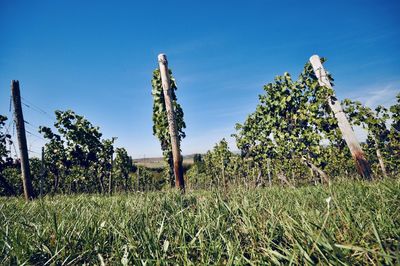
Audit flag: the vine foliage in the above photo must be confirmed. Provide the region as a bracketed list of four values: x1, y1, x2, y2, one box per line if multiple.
[151, 68, 186, 186]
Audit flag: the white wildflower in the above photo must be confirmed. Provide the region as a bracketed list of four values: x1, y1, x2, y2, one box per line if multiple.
[325, 196, 332, 208]
[121, 245, 129, 266]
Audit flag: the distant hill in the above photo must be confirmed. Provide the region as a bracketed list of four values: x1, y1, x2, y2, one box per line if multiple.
[133, 151, 240, 169]
[133, 154, 197, 169]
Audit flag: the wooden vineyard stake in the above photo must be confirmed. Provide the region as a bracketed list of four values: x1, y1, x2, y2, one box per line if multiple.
[309, 55, 372, 180]
[40, 147, 45, 197]
[11, 80, 35, 200]
[157, 54, 185, 191]
[108, 150, 114, 195]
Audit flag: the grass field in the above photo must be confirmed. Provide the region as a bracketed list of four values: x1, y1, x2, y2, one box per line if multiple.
[1, 179, 399, 265]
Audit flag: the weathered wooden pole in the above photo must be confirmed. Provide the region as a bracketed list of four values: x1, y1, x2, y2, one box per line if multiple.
[157, 54, 185, 191]
[309, 55, 372, 180]
[108, 151, 114, 195]
[40, 147, 45, 197]
[221, 159, 226, 191]
[267, 158, 272, 187]
[11, 80, 35, 200]
[137, 167, 140, 191]
[374, 140, 388, 178]
[301, 157, 329, 184]
[368, 134, 387, 178]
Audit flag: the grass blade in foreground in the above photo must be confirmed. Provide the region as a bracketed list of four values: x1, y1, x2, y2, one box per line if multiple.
[0, 179, 399, 265]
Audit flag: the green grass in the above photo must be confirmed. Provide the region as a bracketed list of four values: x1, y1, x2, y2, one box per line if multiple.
[1, 179, 399, 265]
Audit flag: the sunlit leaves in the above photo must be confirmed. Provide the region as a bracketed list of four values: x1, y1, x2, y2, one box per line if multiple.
[234, 59, 342, 180]
[39, 110, 117, 193]
[151, 69, 186, 185]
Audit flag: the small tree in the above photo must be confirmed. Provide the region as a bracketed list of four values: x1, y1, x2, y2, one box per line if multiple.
[39, 126, 68, 193]
[40, 110, 115, 193]
[203, 139, 234, 189]
[114, 147, 135, 192]
[234, 68, 340, 184]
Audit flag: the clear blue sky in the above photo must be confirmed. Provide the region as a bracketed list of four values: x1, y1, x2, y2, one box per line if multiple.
[1, 0, 399, 158]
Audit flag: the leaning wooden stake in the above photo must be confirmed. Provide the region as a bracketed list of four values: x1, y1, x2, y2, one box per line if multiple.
[301, 157, 329, 184]
[371, 135, 388, 178]
[158, 54, 185, 191]
[11, 80, 35, 200]
[375, 145, 388, 179]
[309, 55, 372, 180]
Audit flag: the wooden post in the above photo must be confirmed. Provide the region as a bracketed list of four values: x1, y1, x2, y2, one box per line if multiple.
[301, 157, 329, 184]
[157, 54, 185, 191]
[40, 147, 45, 197]
[108, 151, 113, 195]
[221, 159, 226, 191]
[137, 167, 140, 191]
[309, 55, 372, 180]
[256, 166, 262, 187]
[371, 135, 388, 178]
[375, 143, 388, 179]
[11, 80, 35, 200]
[277, 173, 295, 188]
[267, 158, 272, 187]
